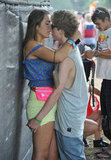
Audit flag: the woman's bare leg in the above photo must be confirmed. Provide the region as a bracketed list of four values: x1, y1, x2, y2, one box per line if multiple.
[48, 130, 58, 160]
[32, 122, 54, 160]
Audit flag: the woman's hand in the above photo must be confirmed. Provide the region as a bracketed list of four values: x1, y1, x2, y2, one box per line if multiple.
[27, 118, 40, 133]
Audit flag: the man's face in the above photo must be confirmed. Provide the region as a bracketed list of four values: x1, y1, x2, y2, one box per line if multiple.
[52, 27, 61, 41]
[94, 17, 109, 31]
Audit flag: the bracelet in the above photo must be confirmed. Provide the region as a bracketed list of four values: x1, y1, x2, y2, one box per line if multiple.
[67, 38, 75, 44]
[35, 117, 41, 123]
[94, 50, 98, 57]
[67, 39, 76, 49]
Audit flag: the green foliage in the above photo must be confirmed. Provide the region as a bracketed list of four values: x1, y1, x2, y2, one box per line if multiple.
[51, 0, 111, 11]
[50, 0, 74, 10]
[83, 0, 111, 12]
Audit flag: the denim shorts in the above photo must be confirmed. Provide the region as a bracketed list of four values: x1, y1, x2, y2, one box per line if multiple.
[56, 130, 86, 160]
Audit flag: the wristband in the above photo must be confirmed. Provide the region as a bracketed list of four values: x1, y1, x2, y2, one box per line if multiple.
[67, 39, 76, 49]
[67, 38, 75, 44]
[35, 117, 41, 123]
[94, 50, 98, 57]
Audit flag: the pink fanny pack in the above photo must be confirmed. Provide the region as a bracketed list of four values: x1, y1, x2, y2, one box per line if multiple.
[31, 87, 53, 101]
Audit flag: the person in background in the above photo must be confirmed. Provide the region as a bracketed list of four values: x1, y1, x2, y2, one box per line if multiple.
[84, 87, 109, 148]
[85, 7, 111, 159]
[52, 40, 61, 50]
[23, 9, 80, 160]
[76, 11, 85, 36]
[78, 42, 109, 148]
[83, 12, 97, 50]
[27, 10, 88, 160]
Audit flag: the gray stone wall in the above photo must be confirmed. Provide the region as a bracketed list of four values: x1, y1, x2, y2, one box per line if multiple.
[0, 1, 53, 160]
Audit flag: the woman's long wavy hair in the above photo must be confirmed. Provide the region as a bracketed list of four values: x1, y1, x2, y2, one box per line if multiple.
[23, 9, 49, 49]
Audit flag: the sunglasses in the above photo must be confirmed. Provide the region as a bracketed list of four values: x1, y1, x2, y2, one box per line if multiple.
[51, 24, 57, 29]
[94, 9, 105, 14]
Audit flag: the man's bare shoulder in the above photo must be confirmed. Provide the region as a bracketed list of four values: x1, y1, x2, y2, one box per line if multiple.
[59, 57, 75, 88]
[59, 57, 75, 69]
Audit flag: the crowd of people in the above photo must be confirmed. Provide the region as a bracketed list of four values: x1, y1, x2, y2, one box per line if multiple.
[23, 6, 111, 160]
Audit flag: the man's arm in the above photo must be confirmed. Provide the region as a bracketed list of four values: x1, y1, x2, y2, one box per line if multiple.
[84, 37, 111, 59]
[97, 50, 111, 59]
[27, 58, 75, 132]
[84, 50, 111, 59]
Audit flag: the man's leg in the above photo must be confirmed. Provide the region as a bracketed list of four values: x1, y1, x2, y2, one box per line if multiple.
[96, 80, 111, 158]
[102, 80, 111, 153]
[56, 130, 86, 160]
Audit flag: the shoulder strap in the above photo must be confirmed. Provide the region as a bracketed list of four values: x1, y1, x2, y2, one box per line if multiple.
[25, 44, 43, 59]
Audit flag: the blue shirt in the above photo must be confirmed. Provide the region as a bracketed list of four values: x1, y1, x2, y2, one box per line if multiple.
[23, 45, 54, 88]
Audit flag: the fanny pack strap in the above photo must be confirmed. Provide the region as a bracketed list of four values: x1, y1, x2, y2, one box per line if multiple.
[31, 87, 53, 101]
[31, 88, 35, 91]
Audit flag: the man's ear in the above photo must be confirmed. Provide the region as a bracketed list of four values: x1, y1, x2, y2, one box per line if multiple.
[104, 17, 109, 22]
[61, 29, 65, 34]
[59, 29, 65, 35]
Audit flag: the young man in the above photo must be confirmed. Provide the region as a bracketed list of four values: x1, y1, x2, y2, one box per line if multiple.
[85, 7, 111, 159]
[28, 10, 88, 160]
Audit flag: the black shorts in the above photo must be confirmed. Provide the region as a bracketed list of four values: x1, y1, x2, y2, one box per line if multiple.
[100, 79, 111, 119]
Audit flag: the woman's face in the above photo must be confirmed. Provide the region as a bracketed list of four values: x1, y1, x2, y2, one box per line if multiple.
[36, 14, 51, 39]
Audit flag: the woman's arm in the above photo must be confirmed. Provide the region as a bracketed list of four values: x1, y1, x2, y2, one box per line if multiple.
[26, 30, 81, 63]
[35, 43, 73, 62]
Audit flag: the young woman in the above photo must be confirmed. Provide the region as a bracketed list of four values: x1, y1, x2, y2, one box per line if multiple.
[23, 9, 79, 160]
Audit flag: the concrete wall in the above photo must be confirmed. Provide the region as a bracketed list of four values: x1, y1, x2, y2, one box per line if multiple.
[0, 1, 53, 160]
